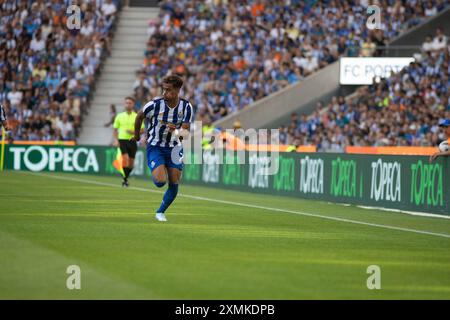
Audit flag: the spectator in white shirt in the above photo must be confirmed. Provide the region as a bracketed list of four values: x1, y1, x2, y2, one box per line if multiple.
[56, 114, 74, 140]
[425, 1, 438, 16]
[7, 85, 23, 108]
[82, 58, 95, 77]
[133, 72, 151, 91]
[293, 53, 309, 71]
[30, 32, 45, 52]
[6, 32, 16, 50]
[432, 27, 447, 51]
[80, 21, 94, 37]
[270, 22, 285, 40]
[304, 54, 319, 75]
[422, 35, 434, 52]
[101, 0, 117, 18]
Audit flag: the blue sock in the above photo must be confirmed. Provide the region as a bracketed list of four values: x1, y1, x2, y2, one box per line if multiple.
[157, 183, 178, 213]
[152, 177, 166, 188]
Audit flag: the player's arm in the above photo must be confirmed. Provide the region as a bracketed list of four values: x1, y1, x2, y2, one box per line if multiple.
[178, 123, 190, 141]
[139, 119, 145, 134]
[133, 110, 145, 141]
[2, 121, 10, 132]
[178, 102, 194, 141]
[430, 150, 450, 162]
[0, 120, 7, 131]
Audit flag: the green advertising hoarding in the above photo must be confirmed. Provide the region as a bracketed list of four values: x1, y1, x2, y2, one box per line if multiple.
[3, 145, 449, 216]
[183, 151, 450, 216]
[3, 144, 150, 177]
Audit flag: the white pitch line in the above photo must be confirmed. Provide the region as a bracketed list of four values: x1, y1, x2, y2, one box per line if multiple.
[356, 205, 450, 220]
[25, 172, 450, 239]
[329, 201, 450, 220]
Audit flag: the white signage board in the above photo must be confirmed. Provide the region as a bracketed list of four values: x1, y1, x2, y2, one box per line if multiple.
[340, 57, 415, 85]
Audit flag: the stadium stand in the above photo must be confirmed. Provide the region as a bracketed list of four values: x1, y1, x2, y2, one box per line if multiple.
[1, 0, 449, 144]
[281, 27, 450, 152]
[134, 0, 449, 127]
[0, 0, 121, 141]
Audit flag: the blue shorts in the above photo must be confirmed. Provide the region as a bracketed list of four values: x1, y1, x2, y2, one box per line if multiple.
[147, 145, 184, 172]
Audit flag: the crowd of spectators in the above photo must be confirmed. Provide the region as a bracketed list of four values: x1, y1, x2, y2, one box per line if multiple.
[133, 0, 449, 126]
[0, 0, 121, 141]
[280, 27, 450, 151]
[1, 0, 449, 143]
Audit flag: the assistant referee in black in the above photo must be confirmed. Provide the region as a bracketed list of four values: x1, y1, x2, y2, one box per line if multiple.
[113, 97, 143, 187]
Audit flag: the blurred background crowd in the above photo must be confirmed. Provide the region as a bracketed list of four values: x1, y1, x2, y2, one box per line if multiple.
[0, 0, 121, 141]
[0, 0, 449, 151]
[134, 0, 448, 128]
[279, 27, 449, 151]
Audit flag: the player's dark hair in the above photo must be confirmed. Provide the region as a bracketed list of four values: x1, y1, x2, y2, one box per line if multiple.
[125, 96, 135, 102]
[162, 74, 184, 89]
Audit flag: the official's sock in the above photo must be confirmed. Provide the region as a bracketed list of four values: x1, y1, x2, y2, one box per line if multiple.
[126, 167, 133, 179]
[157, 183, 178, 213]
[123, 167, 132, 179]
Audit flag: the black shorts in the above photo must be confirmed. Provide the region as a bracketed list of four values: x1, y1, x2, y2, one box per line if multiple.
[119, 140, 137, 158]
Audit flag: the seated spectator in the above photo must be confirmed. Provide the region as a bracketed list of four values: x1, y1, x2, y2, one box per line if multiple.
[56, 114, 74, 141]
[283, 28, 450, 151]
[131, 0, 448, 125]
[422, 35, 434, 52]
[133, 71, 151, 94]
[101, 0, 118, 21]
[360, 38, 376, 57]
[7, 84, 23, 109]
[0, 0, 120, 141]
[433, 27, 448, 51]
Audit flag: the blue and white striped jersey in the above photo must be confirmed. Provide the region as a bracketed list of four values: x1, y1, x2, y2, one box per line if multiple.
[142, 97, 194, 147]
[0, 104, 6, 123]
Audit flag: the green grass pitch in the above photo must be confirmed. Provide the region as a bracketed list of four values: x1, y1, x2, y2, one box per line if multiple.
[0, 171, 449, 299]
